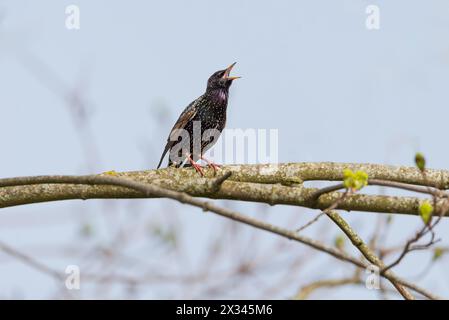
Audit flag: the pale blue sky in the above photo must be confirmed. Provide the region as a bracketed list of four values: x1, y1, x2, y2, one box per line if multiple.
[0, 1, 449, 299]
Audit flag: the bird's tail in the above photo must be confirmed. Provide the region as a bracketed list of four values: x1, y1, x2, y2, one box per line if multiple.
[157, 144, 171, 169]
[157, 143, 193, 168]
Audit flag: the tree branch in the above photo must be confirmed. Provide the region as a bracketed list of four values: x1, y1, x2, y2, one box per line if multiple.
[0, 167, 441, 299]
[0, 163, 448, 216]
[324, 210, 415, 299]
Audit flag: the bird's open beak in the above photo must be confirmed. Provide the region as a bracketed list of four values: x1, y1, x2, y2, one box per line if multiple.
[223, 62, 241, 81]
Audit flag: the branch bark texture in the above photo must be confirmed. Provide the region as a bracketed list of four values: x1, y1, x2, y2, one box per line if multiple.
[0, 162, 444, 299]
[1, 162, 448, 215]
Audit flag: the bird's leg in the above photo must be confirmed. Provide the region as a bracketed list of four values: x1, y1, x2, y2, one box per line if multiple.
[186, 154, 204, 176]
[200, 155, 221, 173]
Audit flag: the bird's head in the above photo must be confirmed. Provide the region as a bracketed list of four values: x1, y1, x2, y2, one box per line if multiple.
[206, 62, 240, 91]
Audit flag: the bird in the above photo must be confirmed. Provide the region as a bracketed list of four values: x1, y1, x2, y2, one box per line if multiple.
[157, 62, 240, 175]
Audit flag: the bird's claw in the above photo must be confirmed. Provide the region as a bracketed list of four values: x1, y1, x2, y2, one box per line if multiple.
[192, 162, 204, 176]
[208, 162, 221, 172]
[200, 157, 221, 174]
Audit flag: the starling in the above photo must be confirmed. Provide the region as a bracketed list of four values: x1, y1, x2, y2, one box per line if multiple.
[157, 62, 240, 175]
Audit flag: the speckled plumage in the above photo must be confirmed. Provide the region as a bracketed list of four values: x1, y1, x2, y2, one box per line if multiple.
[157, 63, 239, 169]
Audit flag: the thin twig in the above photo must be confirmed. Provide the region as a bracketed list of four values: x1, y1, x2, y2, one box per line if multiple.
[320, 189, 415, 299]
[381, 198, 449, 274]
[310, 183, 345, 202]
[369, 179, 448, 198]
[324, 210, 415, 300]
[0, 241, 64, 282]
[210, 171, 233, 192]
[296, 212, 325, 232]
[294, 276, 361, 300]
[0, 174, 439, 299]
[310, 179, 448, 202]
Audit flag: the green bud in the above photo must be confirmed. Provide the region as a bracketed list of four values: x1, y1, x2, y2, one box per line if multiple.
[415, 153, 426, 171]
[433, 247, 444, 261]
[343, 169, 368, 191]
[419, 200, 433, 224]
[334, 235, 345, 250]
[386, 214, 393, 225]
[80, 223, 93, 238]
[354, 170, 369, 190]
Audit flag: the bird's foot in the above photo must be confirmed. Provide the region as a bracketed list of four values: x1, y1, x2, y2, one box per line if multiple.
[200, 156, 221, 174]
[192, 162, 205, 176]
[208, 162, 221, 172]
[187, 155, 204, 176]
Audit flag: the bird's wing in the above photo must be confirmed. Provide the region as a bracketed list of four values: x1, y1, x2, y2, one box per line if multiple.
[169, 101, 199, 139]
[156, 99, 200, 169]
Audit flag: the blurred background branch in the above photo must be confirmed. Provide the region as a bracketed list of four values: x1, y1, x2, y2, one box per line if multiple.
[0, 163, 448, 299]
[2, 1, 449, 300]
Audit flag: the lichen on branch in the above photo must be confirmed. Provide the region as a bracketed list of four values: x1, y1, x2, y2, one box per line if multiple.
[0, 162, 448, 217]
